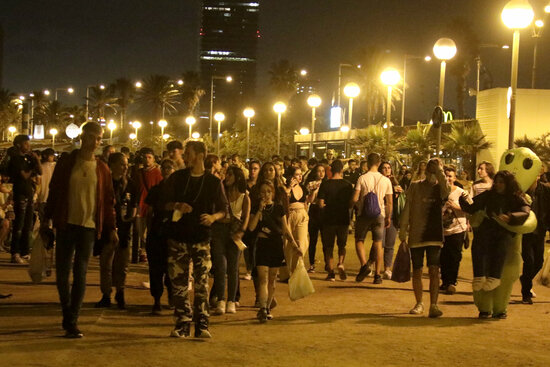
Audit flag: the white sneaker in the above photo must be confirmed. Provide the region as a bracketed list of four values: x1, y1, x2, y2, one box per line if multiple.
[531, 289, 537, 298]
[365, 260, 374, 277]
[212, 300, 225, 315]
[383, 269, 392, 280]
[141, 281, 150, 289]
[409, 302, 424, 315]
[226, 301, 236, 314]
[242, 272, 252, 281]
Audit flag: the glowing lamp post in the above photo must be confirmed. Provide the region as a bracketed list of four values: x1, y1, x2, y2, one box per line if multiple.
[158, 119, 168, 152]
[107, 120, 116, 144]
[185, 116, 196, 139]
[433, 37, 457, 153]
[133, 120, 141, 140]
[307, 94, 321, 157]
[65, 123, 80, 145]
[8, 126, 16, 141]
[209, 75, 232, 136]
[191, 132, 201, 139]
[502, 0, 534, 148]
[380, 68, 401, 155]
[273, 102, 287, 155]
[49, 128, 58, 148]
[214, 112, 225, 155]
[343, 82, 360, 156]
[243, 108, 255, 160]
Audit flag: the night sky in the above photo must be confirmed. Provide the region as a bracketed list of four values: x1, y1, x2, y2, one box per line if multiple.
[1, 0, 549, 122]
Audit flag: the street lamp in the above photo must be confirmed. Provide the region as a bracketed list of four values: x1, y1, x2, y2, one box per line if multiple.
[401, 55, 431, 127]
[108, 120, 116, 145]
[185, 116, 196, 139]
[381, 68, 401, 155]
[214, 112, 225, 155]
[343, 82, 360, 156]
[307, 94, 321, 157]
[158, 119, 168, 152]
[300, 127, 310, 135]
[191, 132, 201, 139]
[135, 81, 142, 88]
[531, 17, 545, 88]
[273, 102, 287, 155]
[502, 0, 534, 149]
[49, 128, 58, 148]
[243, 108, 255, 160]
[433, 37, 457, 153]
[209, 75, 232, 136]
[133, 120, 141, 140]
[8, 126, 16, 141]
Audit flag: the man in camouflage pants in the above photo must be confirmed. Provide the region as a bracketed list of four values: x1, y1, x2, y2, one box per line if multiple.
[164, 141, 228, 338]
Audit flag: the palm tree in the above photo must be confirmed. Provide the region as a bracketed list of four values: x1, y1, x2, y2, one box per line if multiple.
[34, 100, 71, 132]
[135, 74, 180, 122]
[399, 122, 435, 166]
[65, 105, 87, 125]
[179, 71, 205, 116]
[352, 125, 387, 156]
[111, 78, 135, 132]
[87, 86, 117, 121]
[444, 121, 491, 177]
[268, 59, 298, 101]
[0, 89, 19, 138]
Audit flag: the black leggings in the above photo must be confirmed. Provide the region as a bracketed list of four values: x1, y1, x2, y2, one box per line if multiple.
[440, 232, 465, 286]
[307, 206, 322, 266]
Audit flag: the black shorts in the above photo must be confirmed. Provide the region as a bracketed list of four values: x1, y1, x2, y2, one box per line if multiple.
[255, 236, 284, 268]
[410, 246, 441, 270]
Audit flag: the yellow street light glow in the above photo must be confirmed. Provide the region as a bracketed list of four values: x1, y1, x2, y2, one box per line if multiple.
[99, 84, 106, 90]
[133, 121, 142, 129]
[546, 4, 550, 13]
[424, 56, 432, 61]
[273, 102, 287, 114]
[191, 132, 201, 139]
[340, 125, 350, 133]
[67, 87, 74, 94]
[129, 133, 137, 140]
[380, 68, 401, 86]
[300, 69, 308, 76]
[158, 119, 168, 128]
[299, 127, 310, 135]
[163, 134, 170, 140]
[501, 0, 534, 29]
[433, 38, 457, 60]
[135, 81, 142, 88]
[8, 126, 16, 133]
[19, 95, 25, 100]
[214, 112, 225, 122]
[226, 76, 233, 82]
[108, 121, 116, 131]
[502, 44, 510, 49]
[535, 19, 544, 27]
[49, 128, 58, 136]
[185, 116, 197, 126]
[177, 79, 184, 85]
[343, 82, 360, 98]
[243, 108, 255, 118]
[307, 94, 322, 108]
[44, 89, 50, 96]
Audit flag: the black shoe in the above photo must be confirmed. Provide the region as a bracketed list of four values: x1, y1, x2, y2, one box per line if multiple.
[521, 296, 533, 305]
[115, 290, 126, 310]
[64, 325, 83, 338]
[478, 312, 491, 319]
[194, 315, 211, 338]
[257, 307, 268, 324]
[170, 322, 191, 338]
[439, 284, 448, 291]
[94, 296, 111, 308]
[355, 264, 369, 282]
[325, 272, 336, 282]
[151, 302, 162, 316]
[373, 274, 382, 284]
[492, 312, 507, 320]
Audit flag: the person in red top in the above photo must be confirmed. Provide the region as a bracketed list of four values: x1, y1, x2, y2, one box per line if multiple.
[134, 147, 162, 263]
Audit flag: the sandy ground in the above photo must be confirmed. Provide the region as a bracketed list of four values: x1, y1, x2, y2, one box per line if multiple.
[1, 236, 549, 367]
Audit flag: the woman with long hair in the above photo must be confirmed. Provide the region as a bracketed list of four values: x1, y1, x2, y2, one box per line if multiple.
[412, 161, 427, 182]
[305, 164, 326, 272]
[472, 161, 495, 197]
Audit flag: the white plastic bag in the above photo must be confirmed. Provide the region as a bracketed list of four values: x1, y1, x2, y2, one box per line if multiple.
[537, 249, 550, 287]
[288, 258, 315, 301]
[28, 230, 48, 283]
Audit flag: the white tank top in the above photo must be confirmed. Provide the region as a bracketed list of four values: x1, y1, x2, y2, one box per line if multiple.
[230, 193, 245, 220]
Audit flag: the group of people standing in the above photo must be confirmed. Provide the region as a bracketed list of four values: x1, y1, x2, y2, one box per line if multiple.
[2, 123, 549, 339]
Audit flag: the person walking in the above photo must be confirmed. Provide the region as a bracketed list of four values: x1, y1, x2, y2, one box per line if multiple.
[305, 164, 326, 272]
[399, 158, 450, 318]
[43, 122, 117, 338]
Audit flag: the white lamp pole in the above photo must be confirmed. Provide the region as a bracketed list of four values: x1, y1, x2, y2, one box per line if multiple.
[214, 112, 225, 155]
[273, 102, 287, 156]
[243, 108, 255, 160]
[307, 95, 321, 157]
[381, 68, 401, 155]
[433, 38, 457, 154]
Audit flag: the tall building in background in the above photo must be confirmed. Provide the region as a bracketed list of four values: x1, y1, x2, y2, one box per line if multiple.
[199, 1, 260, 125]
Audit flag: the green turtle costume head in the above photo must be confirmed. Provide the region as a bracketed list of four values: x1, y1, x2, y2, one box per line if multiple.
[499, 147, 542, 192]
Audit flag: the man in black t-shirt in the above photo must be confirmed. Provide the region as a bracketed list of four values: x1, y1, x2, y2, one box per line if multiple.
[8, 135, 42, 264]
[164, 141, 228, 339]
[343, 159, 360, 186]
[318, 160, 354, 281]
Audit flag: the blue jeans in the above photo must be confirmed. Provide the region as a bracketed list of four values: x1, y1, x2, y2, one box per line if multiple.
[211, 223, 240, 302]
[55, 224, 96, 327]
[11, 195, 33, 256]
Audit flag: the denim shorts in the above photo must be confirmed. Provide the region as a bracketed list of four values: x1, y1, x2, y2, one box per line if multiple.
[410, 246, 441, 270]
[355, 215, 384, 242]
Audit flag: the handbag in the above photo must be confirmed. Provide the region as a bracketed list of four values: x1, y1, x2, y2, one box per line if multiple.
[288, 258, 315, 301]
[391, 241, 411, 283]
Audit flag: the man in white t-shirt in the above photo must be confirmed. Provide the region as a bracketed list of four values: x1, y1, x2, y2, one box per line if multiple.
[351, 153, 393, 284]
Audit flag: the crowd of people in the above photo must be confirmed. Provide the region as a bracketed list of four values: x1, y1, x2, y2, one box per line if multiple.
[1, 121, 549, 339]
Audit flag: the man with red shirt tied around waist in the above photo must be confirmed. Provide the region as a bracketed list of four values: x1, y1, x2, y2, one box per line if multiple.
[42, 122, 117, 338]
[135, 147, 162, 263]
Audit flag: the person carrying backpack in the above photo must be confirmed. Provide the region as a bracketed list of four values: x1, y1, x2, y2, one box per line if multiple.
[351, 153, 393, 284]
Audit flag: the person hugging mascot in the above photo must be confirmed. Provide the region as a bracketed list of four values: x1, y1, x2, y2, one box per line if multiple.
[470, 147, 541, 318]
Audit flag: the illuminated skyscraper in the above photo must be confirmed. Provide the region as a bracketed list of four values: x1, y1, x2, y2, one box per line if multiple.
[200, 1, 260, 121]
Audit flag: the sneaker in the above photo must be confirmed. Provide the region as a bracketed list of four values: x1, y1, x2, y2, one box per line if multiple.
[170, 322, 191, 338]
[373, 274, 382, 284]
[266, 308, 273, 320]
[446, 284, 456, 295]
[194, 315, 212, 338]
[226, 301, 237, 314]
[409, 303, 424, 315]
[337, 264, 347, 280]
[64, 326, 84, 338]
[242, 272, 252, 280]
[257, 308, 268, 323]
[94, 295, 111, 308]
[115, 290, 126, 309]
[355, 264, 370, 282]
[522, 296, 533, 305]
[478, 312, 491, 319]
[365, 260, 374, 277]
[10, 253, 26, 264]
[439, 284, 448, 291]
[428, 304, 443, 318]
[531, 289, 537, 298]
[307, 265, 315, 273]
[493, 312, 507, 320]
[325, 271, 336, 282]
[212, 300, 226, 316]
[382, 269, 392, 280]
[269, 297, 277, 310]
[151, 302, 162, 316]
[141, 281, 150, 289]
[21, 254, 31, 261]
